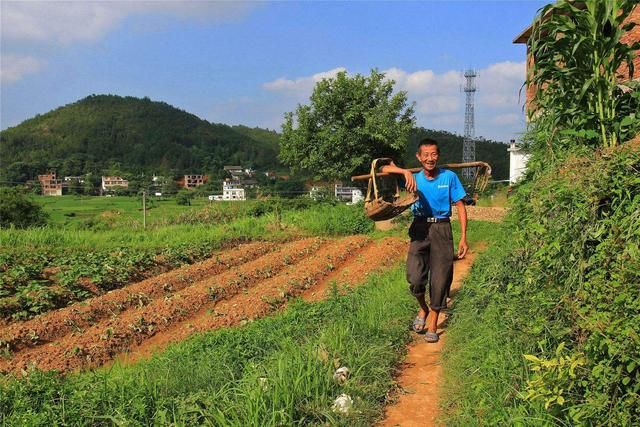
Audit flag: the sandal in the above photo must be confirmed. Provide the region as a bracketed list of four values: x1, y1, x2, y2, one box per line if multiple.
[424, 331, 439, 343]
[411, 315, 426, 333]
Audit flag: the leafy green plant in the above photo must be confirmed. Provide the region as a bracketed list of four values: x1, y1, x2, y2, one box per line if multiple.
[527, 0, 640, 156]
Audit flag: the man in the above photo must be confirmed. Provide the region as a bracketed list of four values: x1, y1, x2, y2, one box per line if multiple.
[381, 138, 468, 343]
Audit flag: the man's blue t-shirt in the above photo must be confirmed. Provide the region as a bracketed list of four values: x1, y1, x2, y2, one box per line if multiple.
[410, 168, 466, 218]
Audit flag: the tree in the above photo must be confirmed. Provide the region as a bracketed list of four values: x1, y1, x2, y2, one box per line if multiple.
[176, 189, 195, 206]
[0, 187, 48, 228]
[279, 69, 415, 180]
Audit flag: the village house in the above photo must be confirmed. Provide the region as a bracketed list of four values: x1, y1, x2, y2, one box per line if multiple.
[63, 176, 85, 183]
[334, 183, 364, 204]
[209, 179, 246, 201]
[101, 176, 129, 192]
[178, 174, 208, 189]
[38, 172, 63, 196]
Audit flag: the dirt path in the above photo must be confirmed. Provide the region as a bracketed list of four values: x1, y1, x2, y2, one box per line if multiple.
[380, 244, 485, 427]
[1, 236, 407, 375]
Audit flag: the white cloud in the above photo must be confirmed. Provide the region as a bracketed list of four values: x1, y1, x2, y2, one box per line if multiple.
[0, 54, 46, 83]
[384, 67, 460, 96]
[415, 95, 459, 114]
[253, 61, 527, 142]
[263, 67, 347, 95]
[492, 112, 523, 126]
[477, 61, 526, 108]
[1, 1, 259, 45]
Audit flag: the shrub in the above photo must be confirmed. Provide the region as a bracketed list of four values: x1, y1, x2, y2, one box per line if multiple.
[0, 187, 48, 228]
[443, 139, 640, 425]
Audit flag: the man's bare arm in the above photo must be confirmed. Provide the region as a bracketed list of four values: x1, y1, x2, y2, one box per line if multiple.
[454, 199, 468, 259]
[380, 161, 417, 193]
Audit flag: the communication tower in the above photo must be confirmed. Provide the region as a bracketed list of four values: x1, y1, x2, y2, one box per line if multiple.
[462, 69, 477, 181]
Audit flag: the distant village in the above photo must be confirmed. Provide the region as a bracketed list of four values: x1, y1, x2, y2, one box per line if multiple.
[32, 140, 529, 205]
[34, 165, 365, 204]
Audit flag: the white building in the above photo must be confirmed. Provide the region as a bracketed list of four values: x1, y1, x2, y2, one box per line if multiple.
[209, 180, 246, 201]
[507, 141, 530, 184]
[335, 184, 363, 204]
[101, 176, 129, 191]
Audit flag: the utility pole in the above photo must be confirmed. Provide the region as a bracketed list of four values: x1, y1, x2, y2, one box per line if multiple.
[142, 190, 146, 229]
[462, 69, 477, 181]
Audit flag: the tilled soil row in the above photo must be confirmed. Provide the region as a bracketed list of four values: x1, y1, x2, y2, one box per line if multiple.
[1, 238, 327, 374]
[302, 236, 406, 302]
[131, 235, 378, 357]
[0, 242, 277, 353]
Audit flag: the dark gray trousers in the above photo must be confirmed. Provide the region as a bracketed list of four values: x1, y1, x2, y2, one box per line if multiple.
[406, 219, 454, 311]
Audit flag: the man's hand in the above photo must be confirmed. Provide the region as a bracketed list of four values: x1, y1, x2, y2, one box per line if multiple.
[380, 161, 417, 193]
[403, 170, 417, 193]
[457, 238, 469, 259]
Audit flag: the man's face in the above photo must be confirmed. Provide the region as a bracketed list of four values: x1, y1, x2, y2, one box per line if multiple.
[416, 144, 439, 172]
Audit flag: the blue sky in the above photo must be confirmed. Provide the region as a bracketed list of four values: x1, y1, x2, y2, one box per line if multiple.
[1, 0, 548, 142]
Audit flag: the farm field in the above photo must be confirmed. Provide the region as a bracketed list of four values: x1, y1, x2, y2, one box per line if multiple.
[0, 198, 373, 321]
[0, 194, 500, 425]
[36, 195, 238, 227]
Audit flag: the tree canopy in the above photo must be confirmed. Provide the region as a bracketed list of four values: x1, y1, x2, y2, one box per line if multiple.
[0, 187, 48, 228]
[278, 69, 415, 180]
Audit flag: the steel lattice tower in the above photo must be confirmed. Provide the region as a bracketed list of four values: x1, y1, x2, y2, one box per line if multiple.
[462, 69, 477, 181]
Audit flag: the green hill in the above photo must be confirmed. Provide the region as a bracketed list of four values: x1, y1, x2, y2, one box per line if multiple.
[0, 95, 509, 184]
[0, 95, 281, 183]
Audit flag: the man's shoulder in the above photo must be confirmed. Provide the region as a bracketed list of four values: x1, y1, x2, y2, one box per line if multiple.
[438, 168, 458, 180]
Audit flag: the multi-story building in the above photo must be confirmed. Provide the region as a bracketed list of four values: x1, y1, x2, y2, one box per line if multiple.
[101, 176, 129, 192]
[209, 179, 246, 201]
[334, 183, 363, 204]
[38, 172, 63, 196]
[179, 174, 208, 189]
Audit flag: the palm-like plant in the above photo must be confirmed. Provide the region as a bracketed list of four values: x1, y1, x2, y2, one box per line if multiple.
[527, 0, 640, 152]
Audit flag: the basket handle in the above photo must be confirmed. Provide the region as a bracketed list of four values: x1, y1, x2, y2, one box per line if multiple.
[368, 158, 394, 202]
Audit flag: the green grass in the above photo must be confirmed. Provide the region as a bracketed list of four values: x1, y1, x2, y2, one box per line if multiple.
[440, 229, 554, 426]
[475, 185, 509, 208]
[0, 264, 416, 426]
[36, 195, 212, 227]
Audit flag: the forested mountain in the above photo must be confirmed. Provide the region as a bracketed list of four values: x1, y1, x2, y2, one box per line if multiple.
[0, 95, 509, 184]
[0, 95, 281, 183]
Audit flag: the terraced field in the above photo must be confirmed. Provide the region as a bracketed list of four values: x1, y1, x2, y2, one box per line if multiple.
[0, 236, 406, 374]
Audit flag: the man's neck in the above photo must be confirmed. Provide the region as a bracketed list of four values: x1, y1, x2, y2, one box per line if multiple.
[422, 167, 438, 180]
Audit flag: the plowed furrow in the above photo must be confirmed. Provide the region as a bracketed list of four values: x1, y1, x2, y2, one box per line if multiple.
[1, 238, 325, 374]
[0, 242, 276, 353]
[302, 237, 406, 301]
[127, 235, 373, 357]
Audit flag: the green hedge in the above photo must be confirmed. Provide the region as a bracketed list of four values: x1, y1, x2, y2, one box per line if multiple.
[443, 141, 640, 425]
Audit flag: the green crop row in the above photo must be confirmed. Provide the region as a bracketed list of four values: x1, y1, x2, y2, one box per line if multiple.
[0, 264, 414, 426]
[0, 203, 372, 320]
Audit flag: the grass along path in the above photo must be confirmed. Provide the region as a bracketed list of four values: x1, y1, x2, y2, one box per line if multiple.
[380, 243, 485, 427]
[1, 257, 417, 426]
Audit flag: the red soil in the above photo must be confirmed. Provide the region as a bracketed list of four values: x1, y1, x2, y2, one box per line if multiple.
[0, 242, 276, 353]
[1, 236, 407, 375]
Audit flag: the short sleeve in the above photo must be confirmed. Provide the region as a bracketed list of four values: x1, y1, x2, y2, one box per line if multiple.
[450, 173, 466, 203]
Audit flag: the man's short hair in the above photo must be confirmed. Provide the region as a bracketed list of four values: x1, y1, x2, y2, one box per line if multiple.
[417, 138, 439, 154]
